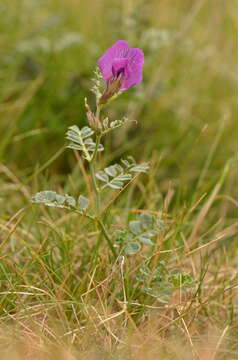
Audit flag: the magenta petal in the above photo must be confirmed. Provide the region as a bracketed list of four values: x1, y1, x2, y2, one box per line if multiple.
[120, 48, 144, 89]
[98, 40, 129, 80]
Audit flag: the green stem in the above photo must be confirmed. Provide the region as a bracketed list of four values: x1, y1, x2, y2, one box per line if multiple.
[89, 143, 101, 215]
[95, 105, 101, 121]
[91, 134, 101, 163]
[88, 105, 117, 259]
[98, 219, 117, 259]
[89, 106, 101, 214]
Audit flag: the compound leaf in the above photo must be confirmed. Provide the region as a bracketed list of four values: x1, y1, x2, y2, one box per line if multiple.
[66, 125, 103, 161]
[32, 191, 76, 208]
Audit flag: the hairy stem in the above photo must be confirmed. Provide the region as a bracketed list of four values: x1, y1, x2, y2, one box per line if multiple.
[89, 106, 101, 214]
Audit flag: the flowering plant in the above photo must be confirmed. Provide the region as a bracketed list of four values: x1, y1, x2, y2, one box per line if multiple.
[31, 40, 195, 302]
[32, 40, 159, 259]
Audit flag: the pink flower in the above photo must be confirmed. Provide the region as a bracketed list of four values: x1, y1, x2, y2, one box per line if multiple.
[97, 40, 144, 104]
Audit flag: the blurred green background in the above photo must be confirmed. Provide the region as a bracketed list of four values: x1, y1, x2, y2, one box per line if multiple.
[1, 0, 237, 209]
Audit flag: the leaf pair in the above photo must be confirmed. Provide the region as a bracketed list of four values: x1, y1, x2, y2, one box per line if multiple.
[96, 157, 149, 190]
[32, 191, 89, 212]
[102, 117, 128, 134]
[136, 262, 195, 303]
[114, 213, 163, 255]
[66, 125, 103, 161]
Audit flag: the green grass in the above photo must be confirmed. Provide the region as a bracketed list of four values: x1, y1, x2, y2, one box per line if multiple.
[0, 0, 238, 358]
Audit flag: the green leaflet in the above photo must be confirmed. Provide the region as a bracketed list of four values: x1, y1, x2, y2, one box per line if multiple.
[78, 195, 89, 211]
[32, 191, 76, 208]
[96, 157, 149, 190]
[102, 117, 128, 134]
[32, 191, 90, 213]
[114, 213, 164, 255]
[136, 263, 195, 303]
[66, 125, 104, 161]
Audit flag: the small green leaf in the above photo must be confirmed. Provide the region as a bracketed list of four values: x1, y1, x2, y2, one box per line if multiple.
[107, 180, 124, 189]
[140, 213, 154, 229]
[60, 193, 67, 205]
[115, 164, 124, 173]
[138, 236, 154, 245]
[124, 241, 141, 255]
[78, 195, 89, 210]
[130, 163, 149, 173]
[116, 174, 132, 182]
[65, 194, 77, 207]
[103, 117, 109, 128]
[67, 143, 84, 151]
[81, 126, 94, 138]
[96, 171, 109, 182]
[97, 144, 104, 151]
[109, 121, 117, 127]
[129, 220, 141, 235]
[32, 191, 76, 208]
[104, 165, 118, 177]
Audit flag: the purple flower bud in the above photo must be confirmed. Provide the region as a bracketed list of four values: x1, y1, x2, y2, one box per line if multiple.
[97, 40, 144, 104]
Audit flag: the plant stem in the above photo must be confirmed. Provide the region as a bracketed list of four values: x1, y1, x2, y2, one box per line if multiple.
[98, 219, 117, 258]
[95, 105, 101, 121]
[88, 106, 117, 259]
[89, 142, 101, 215]
[89, 106, 101, 214]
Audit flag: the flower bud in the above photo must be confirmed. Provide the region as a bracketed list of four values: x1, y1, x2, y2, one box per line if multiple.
[99, 73, 123, 105]
[85, 98, 102, 132]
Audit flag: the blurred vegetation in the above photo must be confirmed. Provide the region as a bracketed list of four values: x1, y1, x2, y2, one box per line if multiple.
[1, 0, 237, 195]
